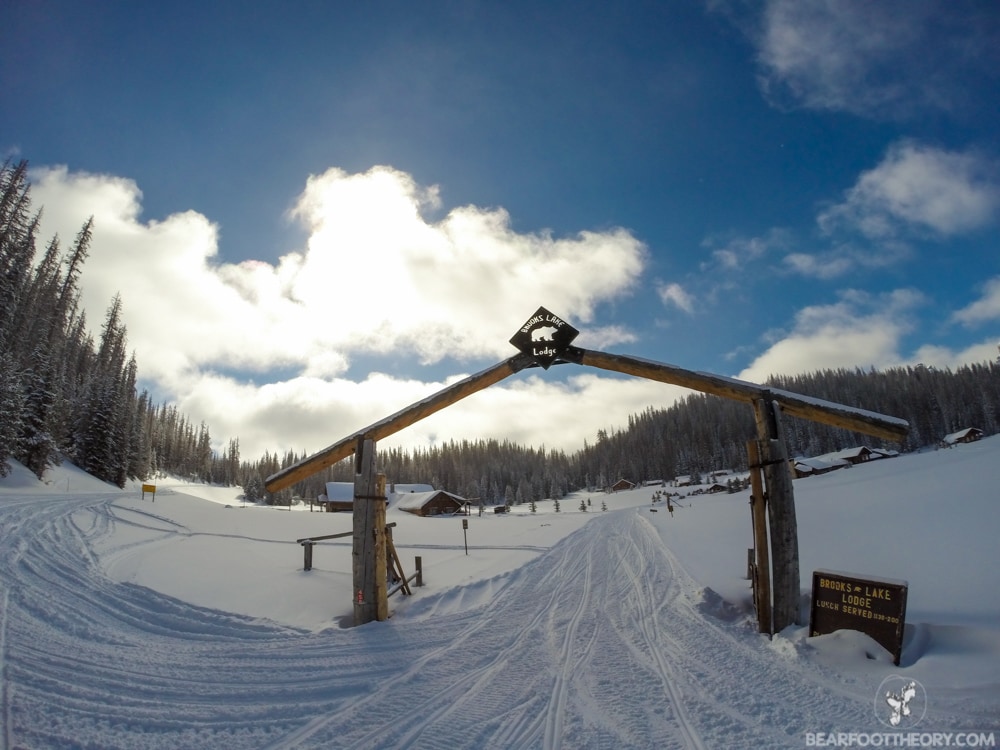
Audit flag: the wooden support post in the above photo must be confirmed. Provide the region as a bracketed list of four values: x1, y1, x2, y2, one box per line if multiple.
[385, 524, 410, 596]
[352, 439, 388, 626]
[753, 397, 800, 632]
[747, 439, 772, 635]
[302, 540, 314, 572]
[415, 556, 423, 587]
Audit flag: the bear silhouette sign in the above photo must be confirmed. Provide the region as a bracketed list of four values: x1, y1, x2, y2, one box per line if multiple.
[509, 306, 580, 369]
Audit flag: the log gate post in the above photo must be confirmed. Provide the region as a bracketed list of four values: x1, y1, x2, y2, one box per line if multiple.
[746, 439, 772, 635]
[753, 396, 799, 633]
[352, 438, 388, 626]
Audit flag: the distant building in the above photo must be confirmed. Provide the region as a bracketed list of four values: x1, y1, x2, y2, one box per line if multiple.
[820, 446, 873, 465]
[396, 490, 466, 517]
[318, 482, 436, 512]
[609, 478, 635, 492]
[942, 427, 983, 446]
[789, 456, 846, 479]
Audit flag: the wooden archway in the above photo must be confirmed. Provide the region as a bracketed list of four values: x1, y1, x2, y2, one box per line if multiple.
[265, 347, 907, 630]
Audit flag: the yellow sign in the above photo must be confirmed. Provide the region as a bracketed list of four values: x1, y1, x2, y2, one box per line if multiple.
[141, 484, 156, 494]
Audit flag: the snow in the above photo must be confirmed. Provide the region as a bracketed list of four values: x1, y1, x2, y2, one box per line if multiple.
[2, 439, 999, 748]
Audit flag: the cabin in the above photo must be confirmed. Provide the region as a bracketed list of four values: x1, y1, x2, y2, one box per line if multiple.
[942, 427, 983, 446]
[609, 478, 635, 492]
[396, 490, 466, 517]
[821, 446, 873, 465]
[869, 447, 899, 460]
[318, 481, 436, 512]
[317, 482, 355, 512]
[790, 456, 846, 479]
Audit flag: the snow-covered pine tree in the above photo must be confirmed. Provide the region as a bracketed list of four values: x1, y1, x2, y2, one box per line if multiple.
[0, 353, 24, 476]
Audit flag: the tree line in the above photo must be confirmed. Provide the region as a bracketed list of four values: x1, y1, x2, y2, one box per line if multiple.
[4, 158, 999, 502]
[0, 160, 223, 486]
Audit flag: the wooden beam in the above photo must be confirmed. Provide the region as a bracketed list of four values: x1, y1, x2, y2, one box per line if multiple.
[576, 348, 908, 442]
[265, 353, 535, 492]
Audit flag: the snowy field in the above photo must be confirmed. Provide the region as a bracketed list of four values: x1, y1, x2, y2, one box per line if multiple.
[1, 437, 998, 749]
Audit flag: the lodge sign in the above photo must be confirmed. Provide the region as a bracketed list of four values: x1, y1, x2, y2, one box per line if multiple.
[809, 569, 908, 665]
[509, 306, 580, 369]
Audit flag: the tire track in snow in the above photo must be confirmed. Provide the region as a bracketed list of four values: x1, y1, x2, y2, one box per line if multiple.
[2, 495, 892, 749]
[274, 540, 586, 749]
[542, 541, 595, 750]
[611, 516, 708, 750]
[1, 587, 11, 750]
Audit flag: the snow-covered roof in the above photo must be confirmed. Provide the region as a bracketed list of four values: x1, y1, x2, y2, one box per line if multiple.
[324, 482, 437, 503]
[870, 447, 899, 459]
[394, 490, 464, 511]
[818, 446, 871, 462]
[324, 482, 355, 501]
[792, 456, 847, 473]
[943, 428, 982, 444]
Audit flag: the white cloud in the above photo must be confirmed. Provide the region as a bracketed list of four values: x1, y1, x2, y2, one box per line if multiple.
[910, 341, 1000, 371]
[783, 240, 911, 280]
[656, 282, 695, 315]
[28, 164, 653, 457]
[700, 230, 788, 273]
[818, 141, 1000, 240]
[952, 277, 1000, 327]
[284, 165, 648, 363]
[737, 289, 924, 382]
[751, 0, 997, 118]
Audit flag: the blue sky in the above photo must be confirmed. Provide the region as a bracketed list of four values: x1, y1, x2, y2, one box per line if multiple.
[3, 1, 1000, 459]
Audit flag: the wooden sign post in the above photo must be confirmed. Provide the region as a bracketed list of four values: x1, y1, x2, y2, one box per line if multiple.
[753, 396, 799, 633]
[141, 483, 157, 501]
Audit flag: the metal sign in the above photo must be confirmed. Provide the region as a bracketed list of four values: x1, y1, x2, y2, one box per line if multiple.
[509, 306, 580, 369]
[810, 569, 908, 665]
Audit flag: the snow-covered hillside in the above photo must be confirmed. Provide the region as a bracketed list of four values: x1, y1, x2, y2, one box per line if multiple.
[1, 439, 998, 748]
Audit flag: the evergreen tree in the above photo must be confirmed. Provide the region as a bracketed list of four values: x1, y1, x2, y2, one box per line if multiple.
[0, 353, 24, 476]
[18, 348, 59, 477]
[243, 473, 264, 504]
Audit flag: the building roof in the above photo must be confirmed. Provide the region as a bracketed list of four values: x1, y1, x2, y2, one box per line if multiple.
[395, 490, 465, 511]
[324, 482, 436, 504]
[943, 427, 982, 444]
[791, 456, 847, 474]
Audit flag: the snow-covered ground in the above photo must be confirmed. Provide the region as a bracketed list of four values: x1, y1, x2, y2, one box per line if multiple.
[1, 438, 998, 748]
